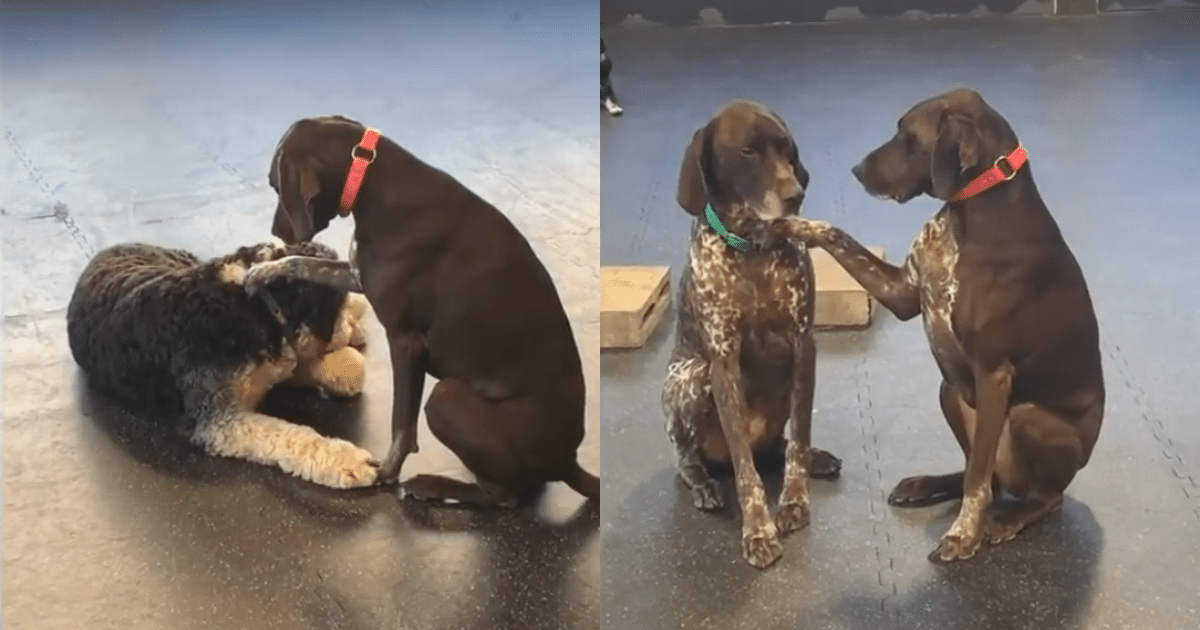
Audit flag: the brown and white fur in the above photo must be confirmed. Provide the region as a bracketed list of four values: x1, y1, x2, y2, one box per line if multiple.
[661, 101, 843, 569]
[773, 88, 1105, 562]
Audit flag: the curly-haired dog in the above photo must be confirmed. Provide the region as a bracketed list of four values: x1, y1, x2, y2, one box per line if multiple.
[267, 114, 598, 507]
[661, 100, 843, 569]
[773, 87, 1104, 562]
[67, 240, 378, 488]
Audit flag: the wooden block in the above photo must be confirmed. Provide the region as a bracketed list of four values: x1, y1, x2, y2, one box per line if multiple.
[601, 266, 671, 349]
[813, 247, 885, 329]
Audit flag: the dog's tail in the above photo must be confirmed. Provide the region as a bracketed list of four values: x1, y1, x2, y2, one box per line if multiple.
[564, 461, 600, 501]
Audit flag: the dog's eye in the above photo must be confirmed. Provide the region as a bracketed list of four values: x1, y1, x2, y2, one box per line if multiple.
[740, 146, 757, 157]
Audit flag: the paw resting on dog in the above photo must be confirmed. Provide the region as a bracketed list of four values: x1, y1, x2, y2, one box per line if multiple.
[764, 88, 1104, 563]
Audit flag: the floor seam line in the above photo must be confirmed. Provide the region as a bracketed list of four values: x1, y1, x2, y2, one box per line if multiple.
[1106, 341, 1200, 523]
[855, 354, 901, 625]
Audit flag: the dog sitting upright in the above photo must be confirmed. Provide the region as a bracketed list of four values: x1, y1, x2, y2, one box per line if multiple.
[661, 101, 843, 569]
[772, 88, 1105, 562]
[266, 115, 599, 508]
[601, 39, 622, 116]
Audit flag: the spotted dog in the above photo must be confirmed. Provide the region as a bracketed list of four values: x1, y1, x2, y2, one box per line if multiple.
[601, 39, 622, 116]
[67, 240, 378, 488]
[773, 88, 1105, 562]
[661, 100, 843, 569]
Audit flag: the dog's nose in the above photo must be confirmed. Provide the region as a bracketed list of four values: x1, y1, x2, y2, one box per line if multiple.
[782, 186, 805, 210]
[851, 162, 866, 183]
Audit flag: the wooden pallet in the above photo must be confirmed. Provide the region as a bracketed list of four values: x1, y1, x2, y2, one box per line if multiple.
[813, 246, 885, 329]
[601, 266, 671, 349]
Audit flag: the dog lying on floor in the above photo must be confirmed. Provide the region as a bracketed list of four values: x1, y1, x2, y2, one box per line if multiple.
[67, 239, 379, 488]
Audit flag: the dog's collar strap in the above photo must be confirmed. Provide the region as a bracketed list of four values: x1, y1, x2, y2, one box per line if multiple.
[950, 144, 1028, 202]
[704, 205, 751, 252]
[339, 128, 382, 217]
[258, 291, 287, 326]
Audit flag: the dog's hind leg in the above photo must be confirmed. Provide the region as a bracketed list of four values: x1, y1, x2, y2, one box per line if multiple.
[663, 356, 723, 511]
[985, 402, 1090, 545]
[402, 379, 534, 508]
[181, 365, 379, 489]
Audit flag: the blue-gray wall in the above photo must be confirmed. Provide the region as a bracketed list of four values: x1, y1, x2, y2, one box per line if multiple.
[601, 0, 1198, 26]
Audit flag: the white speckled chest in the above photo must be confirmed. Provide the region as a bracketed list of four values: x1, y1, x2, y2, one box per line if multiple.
[687, 224, 811, 358]
[904, 212, 966, 367]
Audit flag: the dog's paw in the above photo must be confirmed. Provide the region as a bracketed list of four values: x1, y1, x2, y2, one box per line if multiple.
[770, 217, 832, 246]
[985, 519, 1022, 546]
[311, 347, 366, 397]
[603, 98, 623, 116]
[774, 501, 810, 536]
[929, 530, 983, 563]
[888, 474, 959, 507]
[308, 440, 380, 489]
[690, 481, 723, 511]
[742, 527, 784, 569]
[809, 448, 843, 480]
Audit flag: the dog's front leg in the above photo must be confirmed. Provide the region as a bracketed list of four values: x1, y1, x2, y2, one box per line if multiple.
[931, 361, 1014, 562]
[773, 218, 921, 320]
[777, 333, 815, 536]
[712, 352, 782, 569]
[377, 332, 428, 483]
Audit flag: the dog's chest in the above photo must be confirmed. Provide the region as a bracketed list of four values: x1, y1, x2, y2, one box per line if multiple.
[688, 226, 810, 357]
[906, 213, 966, 364]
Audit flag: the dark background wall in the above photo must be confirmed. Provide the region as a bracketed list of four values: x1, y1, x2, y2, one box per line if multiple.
[601, 0, 1198, 26]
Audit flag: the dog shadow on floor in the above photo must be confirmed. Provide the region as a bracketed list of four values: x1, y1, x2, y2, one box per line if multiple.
[831, 497, 1103, 630]
[602, 465, 853, 629]
[400, 492, 601, 627]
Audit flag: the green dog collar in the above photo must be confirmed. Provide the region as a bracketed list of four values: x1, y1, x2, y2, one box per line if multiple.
[704, 205, 751, 252]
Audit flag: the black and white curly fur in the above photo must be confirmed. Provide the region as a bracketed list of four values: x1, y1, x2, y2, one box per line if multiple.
[66, 240, 378, 488]
[601, 38, 623, 116]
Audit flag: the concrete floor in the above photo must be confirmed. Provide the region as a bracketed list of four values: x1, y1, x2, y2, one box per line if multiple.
[601, 10, 1200, 630]
[1, 2, 599, 629]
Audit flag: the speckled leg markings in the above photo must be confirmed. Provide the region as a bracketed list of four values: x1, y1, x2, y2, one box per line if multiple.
[932, 365, 1012, 563]
[777, 260, 815, 537]
[716, 349, 783, 568]
[775, 441, 811, 534]
[663, 356, 722, 510]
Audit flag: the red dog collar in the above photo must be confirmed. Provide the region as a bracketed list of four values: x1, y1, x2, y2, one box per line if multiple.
[339, 127, 381, 216]
[949, 144, 1028, 202]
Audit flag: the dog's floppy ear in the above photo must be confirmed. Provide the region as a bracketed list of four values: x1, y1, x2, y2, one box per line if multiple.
[276, 152, 322, 242]
[677, 125, 714, 216]
[930, 111, 980, 200]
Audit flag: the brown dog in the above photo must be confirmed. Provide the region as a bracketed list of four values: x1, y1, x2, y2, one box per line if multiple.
[265, 115, 599, 508]
[662, 101, 843, 569]
[774, 88, 1104, 562]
